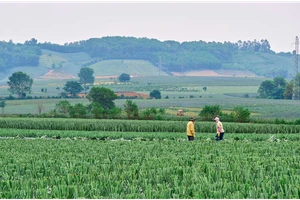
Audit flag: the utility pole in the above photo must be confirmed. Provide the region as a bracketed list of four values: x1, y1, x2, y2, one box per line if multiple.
[293, 36, 299, 100]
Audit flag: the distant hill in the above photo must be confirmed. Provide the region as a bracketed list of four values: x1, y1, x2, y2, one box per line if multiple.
[0, 37, 296, 83]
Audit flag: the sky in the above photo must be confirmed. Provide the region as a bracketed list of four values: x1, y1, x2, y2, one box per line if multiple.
[1, 1, 300, 53]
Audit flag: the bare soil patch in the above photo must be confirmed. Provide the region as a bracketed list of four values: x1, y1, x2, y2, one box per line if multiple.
[172, 70, 259, 77]
[38, 70, 76, 79]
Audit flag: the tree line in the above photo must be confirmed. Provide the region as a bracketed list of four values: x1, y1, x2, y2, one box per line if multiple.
[0, 39, 41, 71]
[1, 36, 274, 74]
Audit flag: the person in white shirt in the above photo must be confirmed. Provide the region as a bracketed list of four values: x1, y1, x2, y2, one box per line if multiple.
[214, 117, 225, 141]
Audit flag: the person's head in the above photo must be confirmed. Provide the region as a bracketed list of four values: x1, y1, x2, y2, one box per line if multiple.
[214, 117, 220, 122]
[189, 117, 195, 122]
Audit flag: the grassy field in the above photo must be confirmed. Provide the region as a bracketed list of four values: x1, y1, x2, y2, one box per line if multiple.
[90, 59, 168, 77]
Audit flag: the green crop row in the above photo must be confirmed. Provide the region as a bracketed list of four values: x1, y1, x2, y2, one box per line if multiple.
[0, 128, 299, 141]
[1, 117, 300, 134]
[0, 139, 299, 198]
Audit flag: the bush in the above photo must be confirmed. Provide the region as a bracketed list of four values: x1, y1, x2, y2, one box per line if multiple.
[232, 106, 251, 123]
[199, 105, 222, 121]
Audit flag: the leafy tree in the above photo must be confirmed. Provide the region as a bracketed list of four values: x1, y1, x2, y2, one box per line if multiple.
[63, 81, 83, 97]
[89, 102, 121, 119]
[258, 77, 286, 99]
[150, 89, 161, 99]
[123, 100, 139, 119]
[55, 100, 72, 116]
[7, 71, 33, 98]
[258, 80, 276, 98]
[24, 38, 38, 46]
[87, 87, 117, 110]
[284, 81, 293, 99]
[118, 73, 130, 82]
[69, 103, 87, 118]
[105, 107, 122, 119]
[90, 102, 105, 119]
[272, 77, 286, 99]
[78, 67, 95, 89]
[0, 100, 6, 114]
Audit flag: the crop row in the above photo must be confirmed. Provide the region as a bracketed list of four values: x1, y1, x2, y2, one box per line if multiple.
[0, 128, 299, 141]
[1, 117, 300, 133]
[0, 139, 299, 198]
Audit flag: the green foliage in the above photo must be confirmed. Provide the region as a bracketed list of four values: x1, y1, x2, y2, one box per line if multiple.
[123, 100, 139, 119]
[69, 103, 87, 118]
[232, 106, 251, 122]
[0, 40, 41, 71]
[55, 100, 72, 116]
[199, 105, 222, 121]
[150, 89, 161, 99]
[141, 107, 158, 120]
[7, 71, 33, 98]
[89, 102, 105, 119]
[89, 102, 121, 119]
[118, 73, 130, 82]
[284, 81, 293, 99]
[105, 107, 122, 119]
[258, 77, 286, 99]
[78, 67, 95, 89]
[87, 87, 117, 110]
[63, 81, 83, 97]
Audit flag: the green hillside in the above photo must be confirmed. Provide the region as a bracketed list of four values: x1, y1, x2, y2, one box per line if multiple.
[90, 59, 168, 77]
[0, 48, 295, 85]
[223, 52, 294, 78]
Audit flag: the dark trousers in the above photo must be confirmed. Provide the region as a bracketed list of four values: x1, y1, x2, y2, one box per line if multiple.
[216, 132, 224, 141]
[188, 136, 194, 141]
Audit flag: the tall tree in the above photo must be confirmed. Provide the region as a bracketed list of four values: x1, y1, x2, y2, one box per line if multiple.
[258, 77, 287, 99]
[87, 87, 117, 110]
[150, 89, 161, 99]
[7, 71, 33, 98]
[63, 81, 83, 97]
[118, 73, 130, 82]
[78, 67, 95, 89]
[258, 80, 276, 98]
[284, 81, 293, 99]
[123, 100, 139, 119]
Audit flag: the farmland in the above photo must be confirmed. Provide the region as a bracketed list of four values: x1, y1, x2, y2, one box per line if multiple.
[0, 75, 300, 198]
[0, 117, 299, 198]
[1, 75, 300, 119]
[0, 135, 299, 198]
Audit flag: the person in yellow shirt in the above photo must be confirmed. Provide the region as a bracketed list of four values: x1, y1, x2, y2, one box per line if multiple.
[186, 117, 195, 141]
[214, 117, 225, 141]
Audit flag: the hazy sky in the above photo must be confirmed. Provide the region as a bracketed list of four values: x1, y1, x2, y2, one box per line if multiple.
[1, 1, 300, 53]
